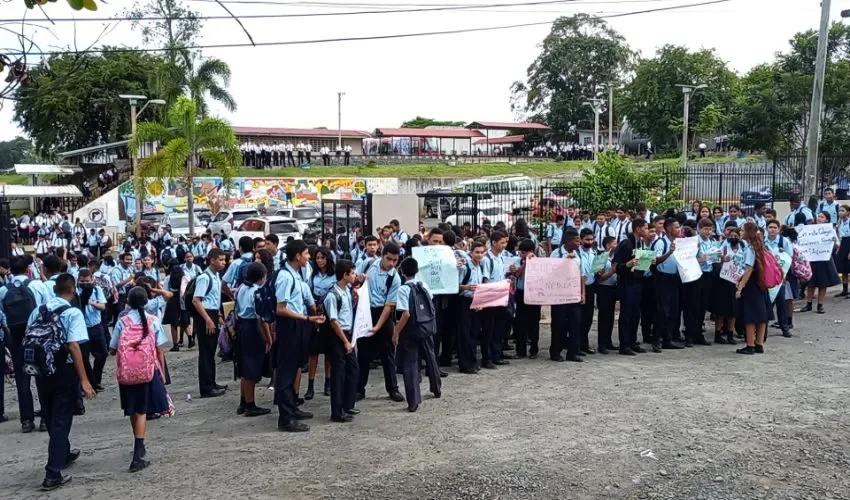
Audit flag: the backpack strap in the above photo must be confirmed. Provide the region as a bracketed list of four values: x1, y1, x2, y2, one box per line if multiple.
[461, 263, 472, 286]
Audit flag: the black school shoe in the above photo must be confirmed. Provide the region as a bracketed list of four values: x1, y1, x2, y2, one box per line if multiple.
[754, 345, 764, 354]
[129, 460, 149, 473]
[244, 406, 271, 417]
[278, 420, 310, 432]
[736, 346, 755, 355]
[41, 474, 72, 491]
[63, 449, 81, 468]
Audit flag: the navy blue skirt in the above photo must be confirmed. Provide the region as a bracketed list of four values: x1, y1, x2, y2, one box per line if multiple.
[834, 237, 850, 274]
[737, 279, 771, 325]
[119, 369, 170, 416]
[808, 260, 841, 289]
[235, 319, 265, 382]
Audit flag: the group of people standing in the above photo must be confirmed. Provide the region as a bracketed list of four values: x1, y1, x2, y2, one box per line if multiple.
[240, 140, 354, 168]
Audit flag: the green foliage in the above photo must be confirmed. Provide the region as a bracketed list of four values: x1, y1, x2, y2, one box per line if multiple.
[24, 0, 97, 11]
[620, 45, 738, 151]
[0, 137, 37, 170]
[13, 50, 166, 156]
[510, 14, 634, 135]
[401, 116, 464, 128]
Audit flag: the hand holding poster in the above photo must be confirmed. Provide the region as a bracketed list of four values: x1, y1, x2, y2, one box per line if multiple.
[633, 249, 655, 272]
[524, 257, 582, 305]
[412, 246, 459, 295]
[351, 281, 372, 347]
[719, 252, 746, 284]
[673, 236, 702, 283]
[591, 252, 608, 273]
[796, 223, 837, 262]
[469, 280, 511, 309]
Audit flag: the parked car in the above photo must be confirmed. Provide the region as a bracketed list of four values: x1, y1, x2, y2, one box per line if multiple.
[229, 216, 301, 243]
[193, 207, 212, 227]
[127, 211, 165, 235]
[208, 208, 260, 236]
[739, 182, 802, 206]
[272, 205, 321, 234]
[163, 213, 206, 238]
[445, 203, 513, 229]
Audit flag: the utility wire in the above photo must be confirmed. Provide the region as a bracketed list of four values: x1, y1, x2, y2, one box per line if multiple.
[187, 0, 687, 8]
[16, 0, 733, 56]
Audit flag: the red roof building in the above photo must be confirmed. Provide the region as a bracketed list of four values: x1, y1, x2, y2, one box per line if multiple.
[373, 127, 484, 139]
[473, 134, 525, 145]
[465, 121, 550, 131]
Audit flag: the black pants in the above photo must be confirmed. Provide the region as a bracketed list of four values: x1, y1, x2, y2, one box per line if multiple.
[86, 324, 109, 386]
[435, 296, 455, 366]
[480, 307, 505, 364]
[595, 285, 617, 348]
[550, 303, 581, 358]
[580, 283, 596, 349]
[654, 273, 680, 346]
[0, 336, 4, 417]
[297, 152, 304, 164]
[287, 152, 295, 166]
[275, 317, 307, 424]
[398, 333, 441, 408]
[618, 281, 642, 349]
[640, 278, 656, 343]
[513, 289, 540, 356]
[336, 151, 341, 163]
[456, 296, 480, 371]
[192, 309, 220, 394]
[356, 307, 398, 395]
[322, 154, 330, 166]
[344, 152, 351, 165]
[327, 330, 358, 418]
[7, 325, 35, 422]
[35, 363, 78, 480]
[682, 277, 705, 342]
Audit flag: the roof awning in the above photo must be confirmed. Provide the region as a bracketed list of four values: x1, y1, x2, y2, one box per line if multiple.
[14, 164, 83, 175]
[57, 140, 130, 159]
[473, 135, 525, 145]
[465, 121, 550, 131]
[0, 184, 83, 198]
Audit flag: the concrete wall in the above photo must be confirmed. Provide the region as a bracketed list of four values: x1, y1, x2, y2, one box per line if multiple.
[370, 194, 420, 236]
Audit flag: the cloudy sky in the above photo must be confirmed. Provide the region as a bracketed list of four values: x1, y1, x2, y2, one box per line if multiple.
[0, 0, 844, 144]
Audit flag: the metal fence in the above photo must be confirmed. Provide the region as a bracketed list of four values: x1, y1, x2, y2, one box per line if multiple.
[776, 154, 850, 200]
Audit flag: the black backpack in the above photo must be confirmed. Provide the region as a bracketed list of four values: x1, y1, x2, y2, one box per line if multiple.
[183, 274, 214, 307]
[407, 282, 436, 339]
[3, 280, 37, 328]
[22, 305, 71, 377]
[161, 248, 173, 266]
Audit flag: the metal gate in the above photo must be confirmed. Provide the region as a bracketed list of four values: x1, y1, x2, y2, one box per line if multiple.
[320, 196, 371, 242]
[418, 191, 481, 233]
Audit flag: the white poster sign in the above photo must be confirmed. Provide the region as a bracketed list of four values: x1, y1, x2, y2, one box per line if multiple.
[351, 281, 373, 347]
[673, 236, 702, 283]
[796, 223, 837, 262]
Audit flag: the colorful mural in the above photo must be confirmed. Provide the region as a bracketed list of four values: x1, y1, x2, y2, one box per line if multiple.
[119, 177, 368, 218]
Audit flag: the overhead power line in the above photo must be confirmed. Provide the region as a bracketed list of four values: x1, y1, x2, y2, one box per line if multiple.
[188, 0, 688, 8]
[16, 0, 733, 57]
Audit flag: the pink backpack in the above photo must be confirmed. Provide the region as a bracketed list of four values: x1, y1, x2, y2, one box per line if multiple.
[791, 246, 812, 281]
[761, 251, 783, 289]
[115, 313, 157, 385]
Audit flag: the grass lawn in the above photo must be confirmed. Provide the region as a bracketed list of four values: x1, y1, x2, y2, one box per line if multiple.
[0, 173, 32, 185]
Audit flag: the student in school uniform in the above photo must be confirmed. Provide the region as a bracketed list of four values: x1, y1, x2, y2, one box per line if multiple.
[711, 224, 743, 344]
[324, 259, 360, 422]
[612, 218, 650, 356]
[545, 215, 566, 255]
[512, 239, 541, 358]
[162, 263, 188, 351]
[355, 243, 404, 402]
[764, 220, 792, 337]
[549, 229, 585, 362]
[817, 188, 839, 224]
[29, 273, 96, 491]
[798, 211, 841, 313]
[578, 228, 597, 355]
[785, 195, 815, 226]
[393, 257, 442, 413]
[833, 205, 850, 297]
[109, 286, 171, 473]
[0, 308, 6, 422]
[594, 236, 618, 354]
[191, 248, 227, 398]
[75, 269, 108, 392]
[457, 240, 486, 373]
[735, 222, 772, 354]
[651, 219, 685, 352]
[481, 231, 510, 367]
[233, 262, 273, 417]
[274, 240, 325, 432]
[305, 248, 336, 399]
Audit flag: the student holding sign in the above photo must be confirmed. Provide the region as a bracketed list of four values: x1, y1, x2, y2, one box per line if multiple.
[612, 218, 651, 356]
[799, 212, 840, 314]
[712, 225, 743, 344]
[549, 229, 585, 362]
[457, 241, 486, 374]
[512, 239, 541, 359]
[652, 219, 685, 352]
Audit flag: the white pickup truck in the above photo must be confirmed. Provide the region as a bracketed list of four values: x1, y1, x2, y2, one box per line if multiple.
[228, 216, 302, 244]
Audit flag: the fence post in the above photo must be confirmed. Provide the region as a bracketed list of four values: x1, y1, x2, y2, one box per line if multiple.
[771, 157, 777, 208]
[664, 165, 670, 199]
[718, 172, 724, 208]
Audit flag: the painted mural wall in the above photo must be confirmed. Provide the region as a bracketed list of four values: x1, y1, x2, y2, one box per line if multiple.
[119, 177, 368, 218]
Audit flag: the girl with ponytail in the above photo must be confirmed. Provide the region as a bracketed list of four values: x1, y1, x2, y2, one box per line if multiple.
[735, 222, 772, 355]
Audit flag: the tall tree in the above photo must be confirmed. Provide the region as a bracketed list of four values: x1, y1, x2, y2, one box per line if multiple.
[401, 116, 465, 128]
[128, 95, 240, 233]
[13, 50, 165, 156]
[185, 54, 237, 116]
[510, 14, 634, 135]
[620, 45, 738, 151]
[0, 137, 36, 170]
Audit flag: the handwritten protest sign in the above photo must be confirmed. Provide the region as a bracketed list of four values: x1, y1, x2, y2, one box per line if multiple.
[768, 251, 793, 303]
[524, 257, 582, 305]
[703, 241, 722, 264]
[719, 250, 746, 284]
[591, 252, 608, 273]
[352, 281, 372, 347]
[633, 249, 655, 272]
[470, 280, 511, 309]
[673, 236, 702, 283]
[412, 246, 459, 295]
[796, 223, 836, 262]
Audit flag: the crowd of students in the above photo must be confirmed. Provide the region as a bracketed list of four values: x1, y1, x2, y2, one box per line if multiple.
[1, 191, 847, 491]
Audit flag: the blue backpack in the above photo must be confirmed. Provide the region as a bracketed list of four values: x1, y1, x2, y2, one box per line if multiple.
[22, 305, 71, 377]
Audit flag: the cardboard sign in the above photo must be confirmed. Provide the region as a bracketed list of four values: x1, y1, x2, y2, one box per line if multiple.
[524, 257, 582, 305]
[412, 246, 459, 295]
[674, 236, 702, 283]
[796, 223, 837, 262]
[470, 280, 511, 309]
[633, 249, 655, 272]
[352, 281, 372, 347]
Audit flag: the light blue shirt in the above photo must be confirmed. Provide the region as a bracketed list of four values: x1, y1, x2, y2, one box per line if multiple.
[145, 295, 166, 318]
[193, 241, 208, 257]
[218, 239, 234, 252]
[236, 283, 261, 319]
[652, 236, 677, 274]
[300, 281, 315, 309]
[143, 267, 161, 284]
[87, 234, 99, 247]
[274, 250, 283, 272]
[721, 240, 748, 255]
[714, 218, 725, 235]
[324, 284, 353, 331]
[698, 237, 719, 272]
[764, 235, 788, 254]
[753, 214, 767, 231]
[743, 246, 756, 267]
[67, 265, 80, 280]
[484, 250, 506, 282]
[597, 252, 617, 286]
[546, 224, 564, 246]
[109, 309, 169, 350]
[275, 263, 307, 315]
[578, 247, 596, 285]
[0, 275, 49, 319]
[223, 253, 253, 288]
[458, 261, 485, 299]
[397, 278, 433, 314]
[111, 264, 135, 295]
[785, 206, 814, 226]
[817, 200, 839, 224]
[182, 263, 201, 281]
[838, 218, 850, 238]
[77, 286, 106, 327]
[27, 297, 89, 363]
[99, 262, 115, 275]
[193, 268, 222, 310]
[722, 215, 745, 228]
[0, 309, 6, 341]
[361, 258, 401, 307]
[550, 246, 574, 259]
[43, 274, 60, 301]
[310, 271, 335, 299]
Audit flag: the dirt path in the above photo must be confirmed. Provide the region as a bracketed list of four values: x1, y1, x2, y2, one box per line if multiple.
[2, 295, 849, 500]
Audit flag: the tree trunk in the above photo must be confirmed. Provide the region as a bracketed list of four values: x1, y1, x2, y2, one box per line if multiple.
[187, 153, 196, 235]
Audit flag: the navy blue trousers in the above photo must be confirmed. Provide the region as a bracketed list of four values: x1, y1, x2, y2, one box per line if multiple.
[617, 282, 642, 349]
[398, 334, 441, 408]
[35, 364, 78, 480]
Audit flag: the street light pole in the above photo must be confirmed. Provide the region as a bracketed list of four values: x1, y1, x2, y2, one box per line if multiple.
[337, 91, 346, 150]
[608, 84, 614, 148]
[119, 94, 165, 233]
[583, 98, 604, 162]
[675, 84, 707, 168]
[804, 0, 832, 199]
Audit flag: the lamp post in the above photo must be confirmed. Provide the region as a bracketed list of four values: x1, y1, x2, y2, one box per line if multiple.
[675, 84, 707, 168]
[583, 98, 605, 162]
[119, 94, 165, 233]
[337, 91, 346, 150]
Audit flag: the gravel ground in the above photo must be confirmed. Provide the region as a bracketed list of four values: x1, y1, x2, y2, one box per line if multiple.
[2, 293, 850, 500]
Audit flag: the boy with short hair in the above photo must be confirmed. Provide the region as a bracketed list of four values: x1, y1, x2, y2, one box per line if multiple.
[325, 259, 359, 423]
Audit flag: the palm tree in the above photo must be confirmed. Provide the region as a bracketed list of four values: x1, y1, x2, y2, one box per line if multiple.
[128, 95, 241, 234]
[152, 52, 237, 117]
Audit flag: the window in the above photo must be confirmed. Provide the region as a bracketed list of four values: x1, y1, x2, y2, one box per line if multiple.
[213, 212, 228, 222]
[482, 207, 502, 216]
[270, 221, 300, 234]
[233, 211, 258, 221]
[239, 219, 262, 231]
[293, 208, 319, 220]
